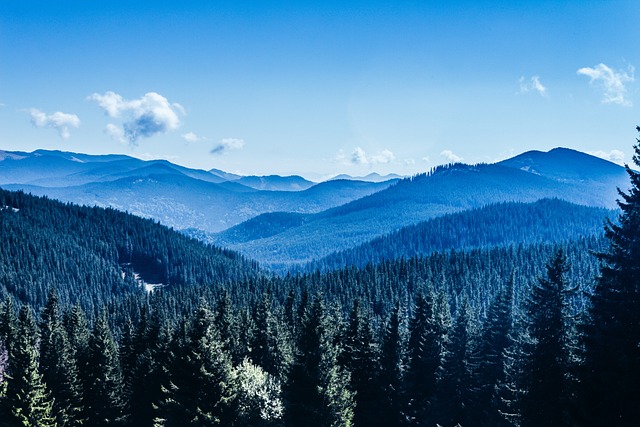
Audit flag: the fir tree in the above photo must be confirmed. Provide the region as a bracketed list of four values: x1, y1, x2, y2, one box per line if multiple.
[84, 311, 127, 426]
[3, 306, 56, 427]
[520, 249, 576, 427]
[39, 289, 84, 427]
[581, 129, 640, 426]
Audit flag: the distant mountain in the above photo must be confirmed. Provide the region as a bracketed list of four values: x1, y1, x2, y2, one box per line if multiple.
[0, 150, 394, 232]
[330, 172, 404, 182]
[208, 168, 242, 181]
[212, 152, 629, 269]
[307, 198, 613, 271]
[234, 174, 315, 191]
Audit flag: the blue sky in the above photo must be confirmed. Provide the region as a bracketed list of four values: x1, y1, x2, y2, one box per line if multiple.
[1, 1, 639, 179]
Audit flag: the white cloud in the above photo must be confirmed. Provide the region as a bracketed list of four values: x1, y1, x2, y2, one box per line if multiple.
[404, 158, 416, 166]
[371, 149, 395, 164]
[351, 147, 369, 165]
[422, 156, 430, 163]
[588, 149, 625, 165]
[519, 75, 548, 96]
[88, 91, 183, 144]
[26, 108, 80, 139]
[440, 150, 464, 163]
[182, 132, 201, 143]
[104, 123, 127, 144]
[211, 138, 245, 155]
[577, 63, 635, 106]
[350, 147, 395, 165]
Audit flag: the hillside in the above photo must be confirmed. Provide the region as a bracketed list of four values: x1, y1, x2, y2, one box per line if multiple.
[214, 155, 627, 269]
[0, 188, 259, 311]
[0, 149, 394, 232]
[306, 198, 613, 271]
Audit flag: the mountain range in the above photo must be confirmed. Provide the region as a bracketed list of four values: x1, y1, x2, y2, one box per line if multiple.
[0, 149, 396, 232]
[0, 147, 629, 270]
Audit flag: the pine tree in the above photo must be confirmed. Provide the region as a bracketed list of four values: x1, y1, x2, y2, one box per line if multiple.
[341, 299, 381, 427]
[285, 294, 353, 427]
[39, 289, 84, 427]
[581, 129, 640, 426]
[436, 297, 476, 427]
[520, 249, 576, 427]
[156, 299, 237, 426]
[472, 278, 515, 426]
[3, 306, 56, 427]
[378, 300, 405, 426]
[84, 311, 127, 426]
[404, 291, 445, 424]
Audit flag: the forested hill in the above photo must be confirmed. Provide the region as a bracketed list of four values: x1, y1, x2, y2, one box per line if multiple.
[0, 188, 259, 311]
[307, 198, 614, 271]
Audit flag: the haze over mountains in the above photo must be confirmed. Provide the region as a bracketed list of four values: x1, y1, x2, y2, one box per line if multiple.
[0, 149, 396, 232]
[0, 147, 628, 270]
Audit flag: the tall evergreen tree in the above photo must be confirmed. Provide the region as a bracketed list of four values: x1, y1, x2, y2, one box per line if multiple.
[2, 306, 56, 427]
[436, 297, 476, 427]
[39, 289, 84, 427]
[472, 278, 515, 426]
[84, 311, 127, 426]
[341, 299, 381, 427]
[379, 300, 406, 426]
[404, 291, 445, 425]
[519, 249, 576, 427]
[285, 294, 353, 427]
[581, 130, 640, 426]
[156, 299, 237, 426]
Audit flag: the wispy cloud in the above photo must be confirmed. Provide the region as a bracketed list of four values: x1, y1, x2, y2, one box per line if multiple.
[88, 91, 183, 144]
[577, 63, 635, 106]
[588, 149, 625, 165]
[104, 123, 127, 144]
[211, 138, 245, 155]
[404, 158, 416, 166]
[349, 147, 395, 165]
[519, 75, 548, 96]
[182, 132, 202, 143]
[26, 108, 80, 139]
[440, 150, 464, 163]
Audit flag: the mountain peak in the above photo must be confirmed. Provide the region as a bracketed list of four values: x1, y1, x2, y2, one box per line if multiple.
[498, 147, 625, 182]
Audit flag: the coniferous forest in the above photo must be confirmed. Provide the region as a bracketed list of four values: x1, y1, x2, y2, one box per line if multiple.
[1, 135, 640, 426]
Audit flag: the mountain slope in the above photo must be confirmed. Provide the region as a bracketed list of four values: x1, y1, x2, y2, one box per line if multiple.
[307, 198, 613, 271]
[213, 154, 627, 269]
[0, 188, 259, 310]
[1, 149, 394, 232]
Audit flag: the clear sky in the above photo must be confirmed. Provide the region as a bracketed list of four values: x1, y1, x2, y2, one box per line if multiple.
[1, 0, 639, 179]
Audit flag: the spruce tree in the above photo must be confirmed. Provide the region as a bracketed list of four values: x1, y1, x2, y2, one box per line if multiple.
[379, 300, 405, 426]
[285, 294, 353, 427]
[436, 297, 476, 427]
[3, 306, 56, 427]
[341, 299, 381, 427]
[40, 289, 84, 427]
[581, 129, 640, 426]
[84, 311, 127, 426]
[520, 249, 576, 427]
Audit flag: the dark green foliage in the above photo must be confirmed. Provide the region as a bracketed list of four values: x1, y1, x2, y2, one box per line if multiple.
[580, 130, 640, 426]
[40, 289, 84, 426]
[519, 250, 577, 427]
[2, 306, 56, 426]
[311, 198, 613, 272]
[84, 311, 127, 426]
[0, 188, 259, 312]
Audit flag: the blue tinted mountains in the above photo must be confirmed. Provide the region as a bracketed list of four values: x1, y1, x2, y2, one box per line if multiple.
[213, 148, 627, 268]
[0, 149, 395, 232]
[0, 147, 628, 270]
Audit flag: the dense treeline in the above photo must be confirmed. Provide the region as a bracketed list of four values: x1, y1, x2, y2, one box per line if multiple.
[0, 189, 258, 313]
[308, 198, 612, 272]
[1, 134, 640, 425]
